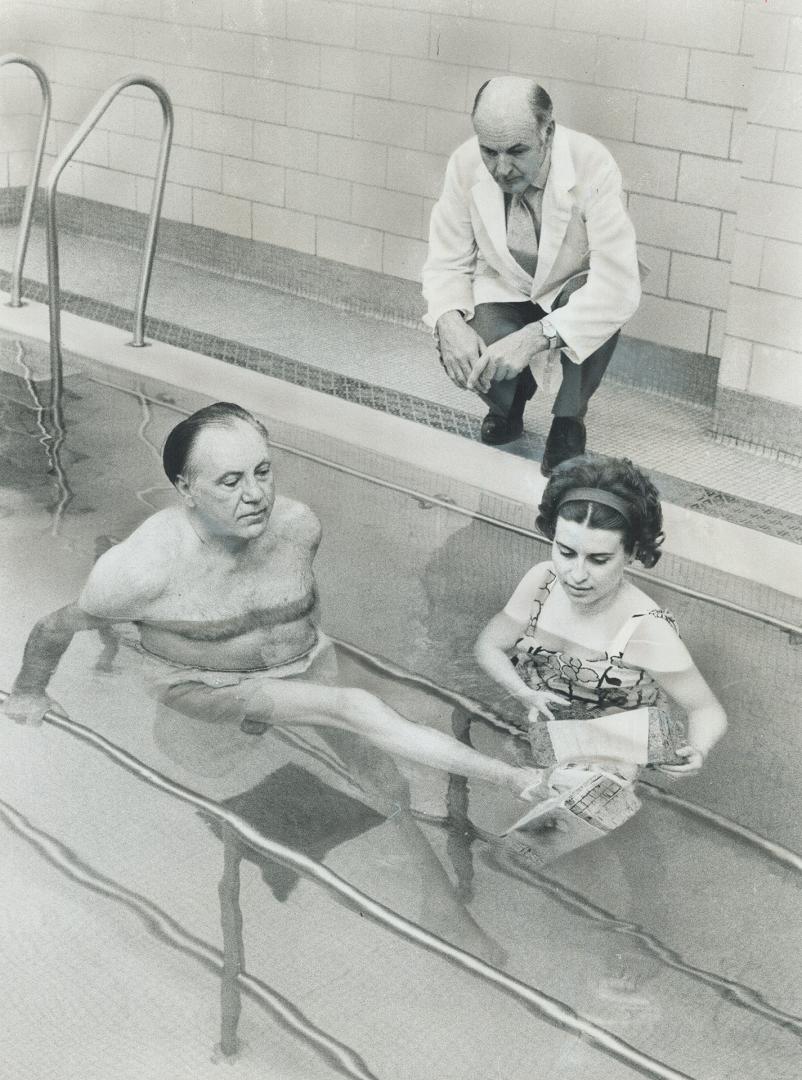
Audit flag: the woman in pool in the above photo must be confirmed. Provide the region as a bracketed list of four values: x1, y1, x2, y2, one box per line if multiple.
[474, 454, 727, 835]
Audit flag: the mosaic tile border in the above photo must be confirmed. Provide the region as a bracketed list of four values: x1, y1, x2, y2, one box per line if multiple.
[3, 266, 801, 548]
[714, 386, 802, 462]
[13, 190, 721, 405]
[0, 188, 24, 227]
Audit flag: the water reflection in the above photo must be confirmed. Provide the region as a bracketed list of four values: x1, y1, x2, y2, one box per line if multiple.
[0, 337, 74, 529]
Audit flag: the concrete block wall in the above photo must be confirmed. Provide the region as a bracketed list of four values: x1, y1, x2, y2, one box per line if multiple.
[1, 0, 756, 362]
[717, 1, 802, 418]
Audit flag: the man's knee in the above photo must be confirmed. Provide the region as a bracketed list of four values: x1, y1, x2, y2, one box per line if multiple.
[470, 301, 537, 346]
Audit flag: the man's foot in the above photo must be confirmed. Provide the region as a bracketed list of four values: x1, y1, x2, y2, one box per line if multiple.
[540, 416, 586, 476]
[480, 412, 524, 445]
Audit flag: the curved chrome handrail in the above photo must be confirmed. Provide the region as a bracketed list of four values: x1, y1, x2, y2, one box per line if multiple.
[0, 690, 693, 1080]
[45, 75, 173, 407]
[0, 54, 51, 307]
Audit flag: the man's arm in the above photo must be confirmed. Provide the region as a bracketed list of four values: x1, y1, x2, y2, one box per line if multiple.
[4, 529, 168, 726]
[421, 146, 479, 329]
[4, 603, 113, 725]
[540, 157, 641, 363]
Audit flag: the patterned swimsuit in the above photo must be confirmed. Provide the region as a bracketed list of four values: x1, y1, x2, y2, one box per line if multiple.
[510, 567, 686, 767]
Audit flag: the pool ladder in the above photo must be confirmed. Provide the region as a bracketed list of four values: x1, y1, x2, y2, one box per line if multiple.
[1, 61, 173, 415]
[44, 75, 174, 417]
[0, 54, 51, 308]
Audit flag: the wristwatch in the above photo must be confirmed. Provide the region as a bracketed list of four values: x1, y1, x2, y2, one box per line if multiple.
[539, 317, 561, 350]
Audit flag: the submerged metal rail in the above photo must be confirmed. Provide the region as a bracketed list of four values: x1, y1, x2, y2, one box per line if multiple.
[0, 690, 693, 1080]
[0, 54, 51, 307]
[268, 439, 802, 639]
[45, 75, 173, 407]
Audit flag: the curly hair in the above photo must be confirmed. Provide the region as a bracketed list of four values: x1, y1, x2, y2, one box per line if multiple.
[535, 453, 665, 568]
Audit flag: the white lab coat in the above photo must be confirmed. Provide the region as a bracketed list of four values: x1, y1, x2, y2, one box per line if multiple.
[422, 124, 642, 363]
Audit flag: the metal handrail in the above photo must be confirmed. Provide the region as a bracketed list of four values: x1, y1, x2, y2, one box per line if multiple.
[0, 54, 51, 307]
[45, 75, 173, 403]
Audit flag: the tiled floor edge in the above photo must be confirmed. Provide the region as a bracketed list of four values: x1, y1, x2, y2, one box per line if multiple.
[16, 192, 721, 405]
[2, 285, 802, 619]
[2, 269, 801, 550]
[0, 187, 24, 226]
[714, 386, 802, 462]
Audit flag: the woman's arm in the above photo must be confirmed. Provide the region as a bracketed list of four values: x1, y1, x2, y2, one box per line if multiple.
[625, 618, 727, 775]
[652, 664, 727, 775]
[474, 611, 566, 722]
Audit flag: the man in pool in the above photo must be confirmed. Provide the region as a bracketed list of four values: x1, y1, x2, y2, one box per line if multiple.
[422, 76, 641, 471]
[3, 401, 542, 809]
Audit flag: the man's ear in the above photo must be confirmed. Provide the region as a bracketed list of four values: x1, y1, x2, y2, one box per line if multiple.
[544, 119, 555, 145]
[174, 474, 193, 504]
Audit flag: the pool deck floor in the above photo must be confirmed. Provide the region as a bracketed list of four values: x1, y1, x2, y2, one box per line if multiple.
[1, 220, 801, 533]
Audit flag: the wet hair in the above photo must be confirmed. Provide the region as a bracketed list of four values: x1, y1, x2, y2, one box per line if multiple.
[535, 454, 665, 568]
[471, 80, 553, 135]
[161, 402, 270, 485]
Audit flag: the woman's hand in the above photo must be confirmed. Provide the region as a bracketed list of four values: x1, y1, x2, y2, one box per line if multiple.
[656, 745, 705, 778]
[518, 687, 567, 723]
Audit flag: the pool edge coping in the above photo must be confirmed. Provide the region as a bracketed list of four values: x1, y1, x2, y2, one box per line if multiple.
[1, 289, 800, 605]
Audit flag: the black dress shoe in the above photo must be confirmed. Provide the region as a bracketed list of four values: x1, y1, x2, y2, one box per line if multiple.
[480, 412, 524, 445]
[540, 417, 586, 475]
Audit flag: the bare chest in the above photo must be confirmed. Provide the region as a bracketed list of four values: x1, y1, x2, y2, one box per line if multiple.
[141, 540, 315, 628]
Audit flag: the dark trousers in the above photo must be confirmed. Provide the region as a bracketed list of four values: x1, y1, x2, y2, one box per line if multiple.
[470, 300, 619, 420]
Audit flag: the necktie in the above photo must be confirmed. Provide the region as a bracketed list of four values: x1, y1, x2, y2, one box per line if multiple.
[506, 190, 540, 279]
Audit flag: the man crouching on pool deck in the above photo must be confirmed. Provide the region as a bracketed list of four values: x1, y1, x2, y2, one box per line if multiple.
[3, 401, 544, 815]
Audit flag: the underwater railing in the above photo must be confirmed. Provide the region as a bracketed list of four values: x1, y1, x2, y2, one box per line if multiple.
[0, 688, 695, 1080]
[45, 75, 173, 410]
[0, 54, 51, 308]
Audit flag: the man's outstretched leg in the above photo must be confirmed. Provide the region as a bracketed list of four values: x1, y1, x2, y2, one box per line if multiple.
[228, 676, 544, 800]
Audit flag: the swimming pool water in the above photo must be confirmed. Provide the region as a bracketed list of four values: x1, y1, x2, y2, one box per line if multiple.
[1, 332, 800, 1080]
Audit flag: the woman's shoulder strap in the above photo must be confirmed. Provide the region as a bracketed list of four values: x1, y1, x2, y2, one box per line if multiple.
[608, 608, 679, 659]
[522, 562, 558, 632]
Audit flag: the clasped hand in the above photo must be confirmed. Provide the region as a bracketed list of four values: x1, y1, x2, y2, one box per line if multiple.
[436, 314, 550, 394]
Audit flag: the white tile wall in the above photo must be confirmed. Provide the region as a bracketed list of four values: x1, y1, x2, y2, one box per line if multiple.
[717, 335, 752, 391]
[382, 232, 427, 279]
[318, 134, 386, 185]
[629, 195, 721, 258]
[317, 216, 382, 269]
[730, 232, 764, 288]
[626, 293, 711, 353]
[252, 202, 316, 252]
[350, 182, 424, 238]
[595, 39, 688, 99]
[760, 239, 802, 300]
[319, 46, 391, 96]
[253, 122, 318, 172]
[728, 284, 802, 353]
[669, 253, 732, 311]
[0, 0, 799, 383]
[555, 0, 647, 40]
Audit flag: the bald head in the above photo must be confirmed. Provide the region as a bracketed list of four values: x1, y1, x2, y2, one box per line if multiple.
[472, 77, 553, 142]
[471, 77, 554, 194]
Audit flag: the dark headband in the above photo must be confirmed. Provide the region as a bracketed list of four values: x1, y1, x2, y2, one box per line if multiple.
[557, 487, 632, 524]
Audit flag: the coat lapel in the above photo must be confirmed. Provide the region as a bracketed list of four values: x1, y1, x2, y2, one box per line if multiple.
[469, 127, 578, 299]
[470, 169, 534, 293]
